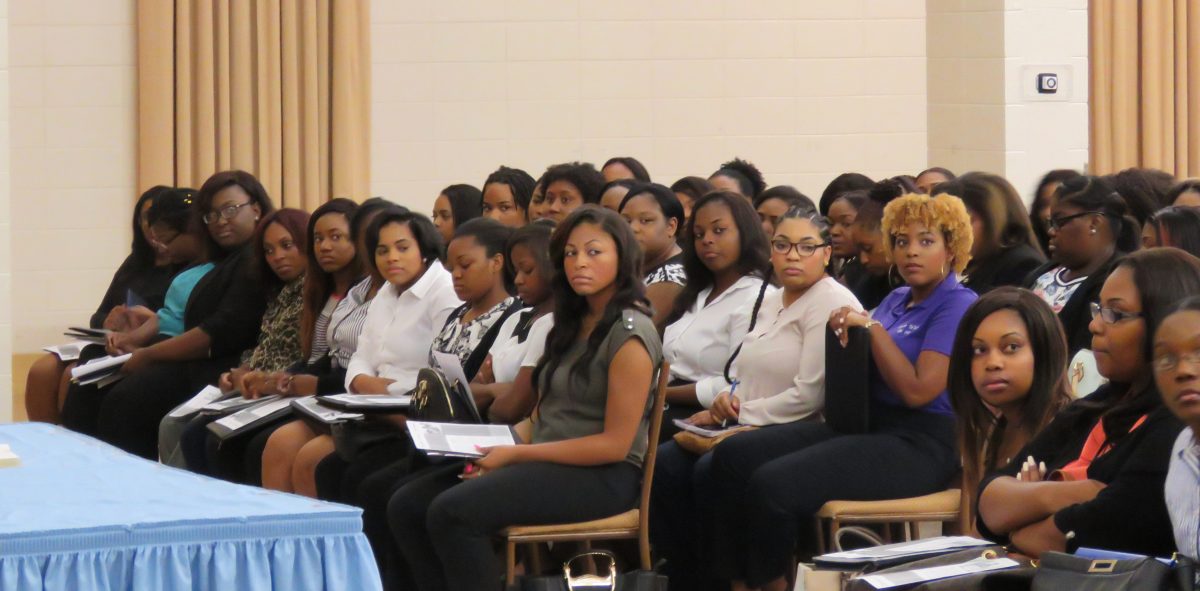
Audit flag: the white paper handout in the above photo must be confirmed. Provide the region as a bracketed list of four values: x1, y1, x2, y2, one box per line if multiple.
[858, 556, 1020, 589]
[43, 341, 92, 362]
[672, 419, 739, 438]
[167, 385, 228, 419]
[69, 353, 132, 383]
[212, 397, 293, 432]
[816, 536, 993, 566]
[406, 420, 517, 458]
[321, 393, 413, 407]
[292, 396, 363, 424]
[201, 394, 280, 414]
[0, 444, 20, 468]
[431, 351, 481, 420]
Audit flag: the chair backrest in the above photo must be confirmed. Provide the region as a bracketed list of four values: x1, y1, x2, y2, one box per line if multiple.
[824, 325, 871, 434]
[638, 361, 670, 531]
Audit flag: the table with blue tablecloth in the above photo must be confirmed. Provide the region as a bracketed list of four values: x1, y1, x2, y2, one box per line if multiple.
[0, 422, 382, 590]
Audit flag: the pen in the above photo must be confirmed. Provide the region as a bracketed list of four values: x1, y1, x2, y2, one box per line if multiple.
[722, 380, 740, 428]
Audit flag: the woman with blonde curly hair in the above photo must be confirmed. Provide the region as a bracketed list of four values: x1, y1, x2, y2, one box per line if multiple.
[702, 193, 977, 591]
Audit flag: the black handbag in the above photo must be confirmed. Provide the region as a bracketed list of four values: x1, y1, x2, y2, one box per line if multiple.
[409, 366, 482, 423]
[509, 551, 668, 591]
[1032, 551, 1196, 591]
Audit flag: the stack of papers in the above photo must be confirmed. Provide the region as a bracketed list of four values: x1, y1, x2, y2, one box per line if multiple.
[672, 419, 740, 438]
[406, 421, 518, 458]
[69, 353, 132, 387]
[207, 397, 295, 440]
[317, 393, 412, 412]
[167, 385, 227, 419]
[200, 394, 279, 415]
[815, 536, 993, 569]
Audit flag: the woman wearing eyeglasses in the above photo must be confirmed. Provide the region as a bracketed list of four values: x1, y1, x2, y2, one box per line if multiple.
[1024, 175, 1140, 357]
[62, 170, 276, 460]
[650, 206, 861, 590]
[976, 248, 1195, 558]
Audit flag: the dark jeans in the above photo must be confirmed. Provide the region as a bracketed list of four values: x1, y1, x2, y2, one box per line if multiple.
[711, 407, 958, 586]
[389, 461, 641, 591]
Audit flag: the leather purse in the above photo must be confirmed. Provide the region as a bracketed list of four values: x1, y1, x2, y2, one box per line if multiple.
[409, 367, 482, 423]
[509, 550, 668, 591]
[672, 425, 757, 455]
[1032, 551, 1195, 591]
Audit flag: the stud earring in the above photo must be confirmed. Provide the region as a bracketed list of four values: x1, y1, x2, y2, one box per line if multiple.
[1090, 228, 1096, 235]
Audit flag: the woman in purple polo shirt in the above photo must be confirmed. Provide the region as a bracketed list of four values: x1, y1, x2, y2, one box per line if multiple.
[710, 192, 976, 591]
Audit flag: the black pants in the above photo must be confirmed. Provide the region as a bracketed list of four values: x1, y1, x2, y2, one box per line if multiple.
[648, 440, 722, 591]
[710, 408, 958, 586]
[92, 358, 229, 459]
[388, 461, 641, 591]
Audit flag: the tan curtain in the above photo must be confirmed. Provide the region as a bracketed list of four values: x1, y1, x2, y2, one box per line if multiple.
[137, 0, 370, 210]
[1090, 0, 1200, 176]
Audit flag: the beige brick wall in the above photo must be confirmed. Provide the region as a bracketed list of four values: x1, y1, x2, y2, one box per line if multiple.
[370, 0, 931, 211]
[9, 0, 136, 354]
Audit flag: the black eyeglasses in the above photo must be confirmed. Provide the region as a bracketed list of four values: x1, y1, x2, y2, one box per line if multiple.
[1089, 302, 1142, 325]
[1048, 211, 1102, 231]
[203, 201, 253, 225]
[771, 239, 829, 258]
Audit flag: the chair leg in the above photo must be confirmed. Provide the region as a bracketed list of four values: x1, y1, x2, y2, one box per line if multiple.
[506, 540, 517, 586]
[639, 528, 652, 570]
[829, 519, 840, 550]
[527, 542, 543, 576]
[815, 518, 827, 555]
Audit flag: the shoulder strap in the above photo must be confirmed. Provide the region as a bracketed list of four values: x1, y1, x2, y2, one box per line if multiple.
[462, 302, 525, 381]
[723, 274, 771, 384]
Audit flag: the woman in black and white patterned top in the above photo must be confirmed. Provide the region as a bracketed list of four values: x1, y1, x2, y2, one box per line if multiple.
[431, 218, 520, 381]
[620, 182, 687, 330]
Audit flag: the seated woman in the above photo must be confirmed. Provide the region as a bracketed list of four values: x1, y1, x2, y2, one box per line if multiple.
[753, 185, 815, 237]
[709, 157, 766, 201]
[481, 165, 535, 227]
[602, 155, 651, 183]
[947, 287, 1072, 534]
[102, 190, 211, 356]
[248, 198, 393, 492]
[712, 192, 976, 591]
[1142, 205, 1200, 256]
[1154, 296, 1200, 561]
[1029, 169, 1082, 254]
[431, 184, 483, 247]
[935, 173, 1046, 294]
[25, 186, 178, 424]
[977, 248, 1197, 558]
[827, 188, 867, 286]
[619, 183, 687, 330]
[527, 177, 548, 222]
[1024, 175, 1138, 357]
[386, 205, 662, 591]
[670, 175, 714, 222]
[651, 206, 859, 590]
[259, 208, 460, 497]
[62, 170, 276, 459]
[541, 162, 605, 223]
[599, 178, 638, 212]
[659, 191, 773, 438]
[472, 220, 557, 424]
[171, 208, 310, 476]
[846, 178, 912, 310]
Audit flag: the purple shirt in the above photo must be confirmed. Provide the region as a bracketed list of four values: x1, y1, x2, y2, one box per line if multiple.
[869, 273, 977, 415]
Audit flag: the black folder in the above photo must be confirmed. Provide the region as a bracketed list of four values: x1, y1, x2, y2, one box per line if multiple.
[824, 325, 871, 435]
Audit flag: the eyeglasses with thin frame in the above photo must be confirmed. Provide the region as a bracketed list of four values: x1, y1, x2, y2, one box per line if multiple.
[1089, 301, 1143, 325]
[203, 201, 253, 225]
[1153, 349, 1200, 373]
[1048, 210, 1102, 231]
[771, 239, 829, 258]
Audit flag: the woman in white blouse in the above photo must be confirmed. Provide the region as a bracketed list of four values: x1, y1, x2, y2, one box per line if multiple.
[472, 220, 556, 423]
[650, 207, 862, 590]
[260, 209, 461, 497]
[660, 191, 773, 437]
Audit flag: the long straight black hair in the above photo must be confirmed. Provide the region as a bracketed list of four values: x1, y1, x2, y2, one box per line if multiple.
[666, 190, 770, 327]
[301, 198, 361, 359]
[533, 205, 650, 389]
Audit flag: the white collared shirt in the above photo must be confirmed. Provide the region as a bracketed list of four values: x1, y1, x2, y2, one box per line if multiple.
[730, 276, 862, 426]
[490, 311, 553, 384]
[1166, 428, 1200, 559]
[344, 264, 462, 392]
[663, 275, 774, 408]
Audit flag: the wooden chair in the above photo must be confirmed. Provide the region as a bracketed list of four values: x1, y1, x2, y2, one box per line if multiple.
[814, 489, 962, 553]
[500, 361, 670, 585]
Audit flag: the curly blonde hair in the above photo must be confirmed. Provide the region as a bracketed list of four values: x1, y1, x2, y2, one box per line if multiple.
[881, 192, 973, 275]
